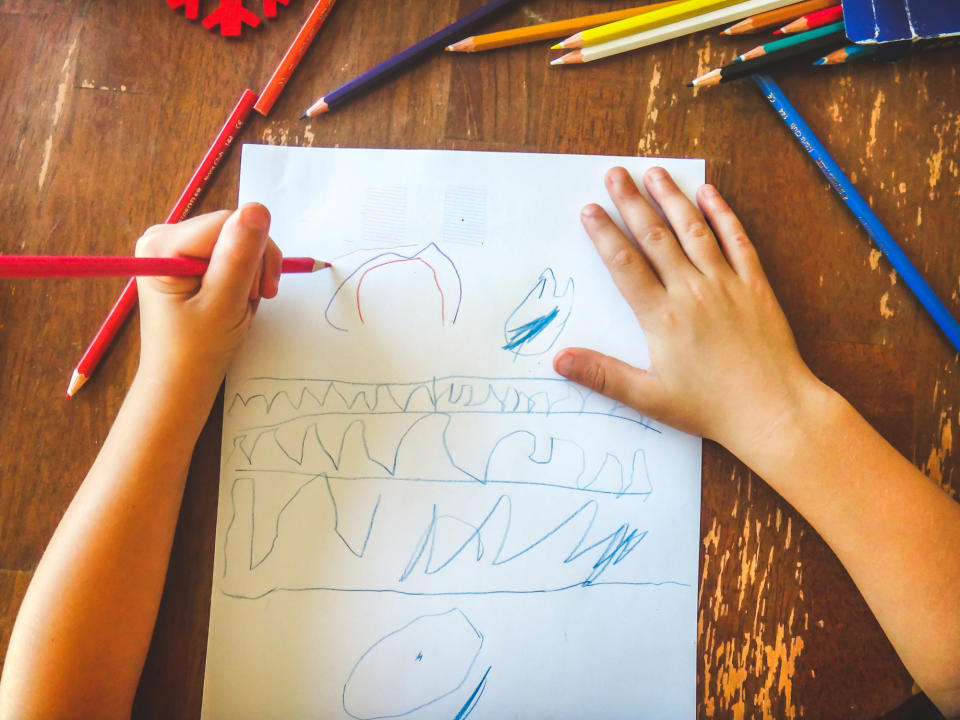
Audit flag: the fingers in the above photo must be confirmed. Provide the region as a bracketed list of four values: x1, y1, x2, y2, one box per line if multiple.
[202, 203, 272, 310]
[135, 210, 232, 296]
[643, 168, 727, 277]
[554, 347, 667, 421]
[581, 203, 664, 315]
[604, 167, 691, 286]
[696, 184, 765, 282]
[260, 239, 283, 299]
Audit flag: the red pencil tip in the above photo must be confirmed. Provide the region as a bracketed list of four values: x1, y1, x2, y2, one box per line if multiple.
[772, 28, 783, 35]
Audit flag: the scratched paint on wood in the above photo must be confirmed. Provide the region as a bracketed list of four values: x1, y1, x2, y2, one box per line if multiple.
[699, 469, 806, 720]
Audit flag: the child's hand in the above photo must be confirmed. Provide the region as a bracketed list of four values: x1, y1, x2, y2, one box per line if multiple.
[553, 167, 825, 459]
[135, 204, 282, 398]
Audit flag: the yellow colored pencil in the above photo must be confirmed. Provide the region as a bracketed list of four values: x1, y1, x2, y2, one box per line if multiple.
[446, 0, 684, 52]
[554, 0, 746, 49]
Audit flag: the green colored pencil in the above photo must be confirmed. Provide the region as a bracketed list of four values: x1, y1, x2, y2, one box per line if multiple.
[732, 20, 845, 62]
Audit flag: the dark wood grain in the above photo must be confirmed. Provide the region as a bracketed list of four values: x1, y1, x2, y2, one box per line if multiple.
[1, 2, 957, 718]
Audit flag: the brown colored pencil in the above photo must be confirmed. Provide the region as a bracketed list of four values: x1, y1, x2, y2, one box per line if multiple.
[720, 0, 834, 34]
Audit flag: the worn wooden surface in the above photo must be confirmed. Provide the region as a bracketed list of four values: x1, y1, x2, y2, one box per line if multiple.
[1, 1, 957, 717]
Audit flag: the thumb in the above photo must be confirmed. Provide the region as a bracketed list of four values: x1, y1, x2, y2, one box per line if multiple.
[202, 203, 271, 309]
[553, 347, 666, 419]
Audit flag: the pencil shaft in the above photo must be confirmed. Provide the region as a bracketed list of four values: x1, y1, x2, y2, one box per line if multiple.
[449, 1, 683, 51]
[777, 4, 842, 33]
[719, 29, 846, 81]
[575, 0, 748, 46]
[752, 74, 960, 352]
[69, 88, 258, 396]
[573, 0, 799, 63]
[0, 257, 324, 278]
[311, 0, 521, 113]
[737, 21, 846, 61]
[255, 0, 337, 115]
[723, 0, 834, 33]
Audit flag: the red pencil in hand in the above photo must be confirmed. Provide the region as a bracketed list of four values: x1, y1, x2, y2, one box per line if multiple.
[67, 89, 258, 399]
[0, 256, 330, 278]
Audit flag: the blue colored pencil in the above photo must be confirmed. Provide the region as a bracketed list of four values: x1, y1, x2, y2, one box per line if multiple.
[752, 73, 960, 352]
[813, 44, 877, 65]
[303, 0, 522, 117]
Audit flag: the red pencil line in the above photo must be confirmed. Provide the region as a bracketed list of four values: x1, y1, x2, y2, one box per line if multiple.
[67, 88, 258, 398]
[354, 258, 445, 325]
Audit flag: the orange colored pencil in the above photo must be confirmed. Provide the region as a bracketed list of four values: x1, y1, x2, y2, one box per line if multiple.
[445, 0, 684, 52]
[255, 0, 338, 115]
[721, 0, 834, 34]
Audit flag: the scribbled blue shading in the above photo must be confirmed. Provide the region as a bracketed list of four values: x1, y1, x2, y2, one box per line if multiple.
[454, 666, 491, 720]
[502, 268, 573, 356]
[341, 609, 482, 719]
[503, 306, 560, 351]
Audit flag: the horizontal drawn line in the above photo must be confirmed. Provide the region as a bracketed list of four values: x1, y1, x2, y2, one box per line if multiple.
[221, 580, 691, 601]
[233, 470, 654, 496]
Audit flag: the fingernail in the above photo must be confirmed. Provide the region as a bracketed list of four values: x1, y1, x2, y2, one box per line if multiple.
[554, 351, 574, 377]
[581, 204, 604, 219]
[701, 184, 719, 199]
[608, 167, 629, 185]
[647, 167, 668, 182]
[240, 204, 271, 232]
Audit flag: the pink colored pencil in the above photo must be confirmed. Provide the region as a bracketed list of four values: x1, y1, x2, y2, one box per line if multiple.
[67, 88, 258, 398]
[1, 256, 328, 278]
[255, 0, 338, 116]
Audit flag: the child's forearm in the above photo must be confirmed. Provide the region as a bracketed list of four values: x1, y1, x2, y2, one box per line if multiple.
[744, 381, 960, 714]
[0, 373, 217, 719]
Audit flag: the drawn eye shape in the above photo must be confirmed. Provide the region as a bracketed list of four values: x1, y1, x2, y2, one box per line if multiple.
[342, 609, 483, 719]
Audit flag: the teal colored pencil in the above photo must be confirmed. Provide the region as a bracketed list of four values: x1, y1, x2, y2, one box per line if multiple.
[813, 43, 876, 65]
[733, 20, 845, 62]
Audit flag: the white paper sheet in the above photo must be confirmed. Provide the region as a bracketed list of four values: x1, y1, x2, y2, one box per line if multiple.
[202, 146, 703, 719]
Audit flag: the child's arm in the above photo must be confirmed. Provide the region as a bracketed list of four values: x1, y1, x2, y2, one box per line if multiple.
[554, 167, 960, 717]
[0, 205, 282, 719]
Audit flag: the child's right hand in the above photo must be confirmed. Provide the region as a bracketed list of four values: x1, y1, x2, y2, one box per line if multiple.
[553, 167, 829, 461]
[134, 204, 282, 402]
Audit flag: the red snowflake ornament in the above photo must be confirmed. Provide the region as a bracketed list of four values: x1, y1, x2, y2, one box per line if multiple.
[262, 0, 290, 18]
[201, 0, 262, 36]
[167, 0, 200, 20]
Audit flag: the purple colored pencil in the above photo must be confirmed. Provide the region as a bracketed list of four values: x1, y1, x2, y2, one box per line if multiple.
[302, 0, 522, 117]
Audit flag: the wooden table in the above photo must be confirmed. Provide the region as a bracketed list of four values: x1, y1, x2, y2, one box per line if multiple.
[1, 2, 957, 717]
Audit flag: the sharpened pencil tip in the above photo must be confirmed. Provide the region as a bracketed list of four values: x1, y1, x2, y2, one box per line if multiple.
[300, 112, 309, 120]
[66, 370, 86, 398]
[812, 58, 826, 65]
[772, 29, 783, 35]
[550, 56, 565, 65]
[686, 81, 694, 87]
[550, 42, 562, 50]
[720, 27, 732, 35]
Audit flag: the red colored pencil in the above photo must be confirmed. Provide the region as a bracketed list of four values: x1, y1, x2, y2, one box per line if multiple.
[67, 88, 258, 399]
[1, 256, 329, 278]
[255, 0, 338, 116]
[774, 4, 842, 34]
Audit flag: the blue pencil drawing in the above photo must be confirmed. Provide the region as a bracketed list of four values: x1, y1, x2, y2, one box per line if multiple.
[502, 269, 574, 356]
[342, 609, 483, 719]
[218, 376, 679, 600]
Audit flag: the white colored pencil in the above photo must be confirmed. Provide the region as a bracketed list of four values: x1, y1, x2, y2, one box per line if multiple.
[551, 0, 799, 64]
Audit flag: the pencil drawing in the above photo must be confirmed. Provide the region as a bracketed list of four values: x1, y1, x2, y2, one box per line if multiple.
[218, 376, 681, 600]
[502, 268, 574, 356]
[342, 609, 483, 719]
[323, 243, 463, 331]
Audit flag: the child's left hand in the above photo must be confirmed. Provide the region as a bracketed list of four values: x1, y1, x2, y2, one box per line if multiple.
[134, 204, 282, 399]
